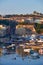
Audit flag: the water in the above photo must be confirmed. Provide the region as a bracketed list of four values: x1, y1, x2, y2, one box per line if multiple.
[0, 35, 43, 65]
[0, 54, 43, 65]
[0, 47, 43, 65]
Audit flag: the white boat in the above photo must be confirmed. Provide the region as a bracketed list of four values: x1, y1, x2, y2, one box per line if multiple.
[31, 52, 40, 58]
[38, 39, 43, 42]
[24, 49, 30, 53]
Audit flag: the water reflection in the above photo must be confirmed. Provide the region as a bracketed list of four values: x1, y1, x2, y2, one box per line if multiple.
[0, 45, 43, 65]
[0, 45, 40, 59]
[16, 46, 30, 59]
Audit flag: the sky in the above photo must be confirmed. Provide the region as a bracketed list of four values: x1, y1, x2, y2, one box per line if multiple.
[0, 0, 43, 15]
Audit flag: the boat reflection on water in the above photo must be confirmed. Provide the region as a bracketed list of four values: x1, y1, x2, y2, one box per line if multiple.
[16, 46, 29, 58]
[16, 46, 40, 59]
[0, 45, 40, 60]
[1, 45, 43, 65]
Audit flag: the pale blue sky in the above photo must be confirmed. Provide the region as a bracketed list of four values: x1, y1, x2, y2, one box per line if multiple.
[0, 0, 43, 15]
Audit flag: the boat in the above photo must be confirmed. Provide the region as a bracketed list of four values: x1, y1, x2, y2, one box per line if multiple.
[24, 48, 30, 53]
[31, 52, 40, 58]
[30, 49, 40, 58]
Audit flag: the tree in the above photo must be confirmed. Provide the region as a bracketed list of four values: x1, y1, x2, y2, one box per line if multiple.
[34, 23, 40, 33]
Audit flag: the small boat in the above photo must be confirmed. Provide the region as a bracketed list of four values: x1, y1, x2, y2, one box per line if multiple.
[31, 52, 40, 58]
[30, 49, 34, 54]
[24, 48, 30, 53]
[30, 49, 40, 58]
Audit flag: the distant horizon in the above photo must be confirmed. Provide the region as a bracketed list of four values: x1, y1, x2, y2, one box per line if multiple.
[0, 11, 43, 16]
[0, 0, 43, 15]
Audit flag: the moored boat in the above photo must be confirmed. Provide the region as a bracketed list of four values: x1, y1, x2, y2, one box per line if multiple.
[24, 48, 30, 53]
[30, 49, 40, 58]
